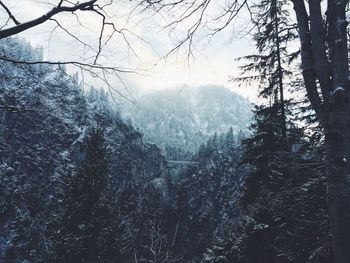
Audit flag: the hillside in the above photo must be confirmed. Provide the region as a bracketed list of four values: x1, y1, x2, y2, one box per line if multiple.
[0, 38, 246, 263]
[0, 38, 174, 262]
[123, 86, 252, 159]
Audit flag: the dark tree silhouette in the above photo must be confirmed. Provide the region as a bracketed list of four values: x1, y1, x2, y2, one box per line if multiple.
[144, 2, 349, 261]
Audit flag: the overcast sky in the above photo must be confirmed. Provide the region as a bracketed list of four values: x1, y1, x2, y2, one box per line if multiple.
[0, 0, 258, 100]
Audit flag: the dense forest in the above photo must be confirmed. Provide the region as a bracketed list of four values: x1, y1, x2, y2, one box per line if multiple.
[0, 0, 349, 263]
[123, 86, 251, 160]
[0, 36, 332, 263]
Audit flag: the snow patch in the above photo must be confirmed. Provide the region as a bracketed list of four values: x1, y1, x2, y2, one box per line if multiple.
[331, 87, 345, 96]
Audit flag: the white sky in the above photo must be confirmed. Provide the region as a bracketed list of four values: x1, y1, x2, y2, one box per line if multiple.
[0, 0, 258, 101]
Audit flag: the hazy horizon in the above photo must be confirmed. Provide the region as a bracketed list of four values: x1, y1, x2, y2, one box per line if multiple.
[0, 0, 258, 101]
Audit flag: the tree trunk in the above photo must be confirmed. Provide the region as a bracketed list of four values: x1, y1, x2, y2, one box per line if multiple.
[325, 92, 350, 263]
[308, 0, 332, 103]
[292, 0, 350, 261]
[326, 1, 350, 260]
[273, 0, 287, 140]
[292, 0, 324, 120]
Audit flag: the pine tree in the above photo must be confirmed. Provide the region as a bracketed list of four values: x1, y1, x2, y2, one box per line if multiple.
[240, 103, 285, 205]
[237, 0, 298, 141]
[174, 133, 242, 261]
[52, 127, 119, 263]
[205, 115, 332, 262]
[205, 1, 333, 259]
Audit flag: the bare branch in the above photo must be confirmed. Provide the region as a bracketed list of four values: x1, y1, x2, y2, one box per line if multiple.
[0, 0, 97, 39]
[0, 1, 20, 25]
[0, 55, 136, 73]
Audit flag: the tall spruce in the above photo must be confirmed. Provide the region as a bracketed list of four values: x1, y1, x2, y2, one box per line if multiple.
[52, 127, 118, 263]
[225, 0, 334, 261]
[204, 99, 332, 262]
[240, 103, 285, 205]
[237, 0, 298, 141]
[237, 0, 298, 205]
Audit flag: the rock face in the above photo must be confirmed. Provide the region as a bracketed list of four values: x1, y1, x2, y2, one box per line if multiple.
[123, 85, 252, 159]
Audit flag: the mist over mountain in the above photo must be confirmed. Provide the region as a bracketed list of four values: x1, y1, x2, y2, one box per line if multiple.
[123, 85, 252, 159]
[0, 38, 247, 262]
[1, 34, 333, 263]
[0, 0, 343, 261]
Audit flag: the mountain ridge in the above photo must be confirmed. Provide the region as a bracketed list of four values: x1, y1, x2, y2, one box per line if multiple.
[123, 85, 252, 159]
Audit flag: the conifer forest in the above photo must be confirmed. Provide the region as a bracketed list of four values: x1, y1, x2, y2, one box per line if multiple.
[0, 1, 349, 262]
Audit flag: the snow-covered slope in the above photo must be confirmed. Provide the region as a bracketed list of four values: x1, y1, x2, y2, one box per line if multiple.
[123, 85, 252, 159]
[0, 38, 172, 262]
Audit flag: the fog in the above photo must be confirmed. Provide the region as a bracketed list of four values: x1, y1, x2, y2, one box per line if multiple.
[0, 0, 257, 100]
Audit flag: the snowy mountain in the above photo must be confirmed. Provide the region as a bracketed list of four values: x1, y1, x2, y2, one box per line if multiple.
[123, 85, 252, 159]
